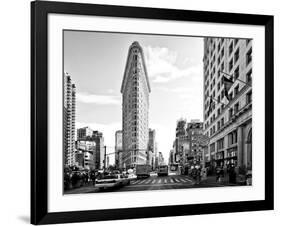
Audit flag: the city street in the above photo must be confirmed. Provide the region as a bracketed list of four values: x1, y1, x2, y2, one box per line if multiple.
[64, 173, 243, 195]
[65, 174, 195, 194]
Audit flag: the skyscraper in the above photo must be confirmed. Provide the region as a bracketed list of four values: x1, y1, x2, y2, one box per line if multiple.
[186, 120, 203, 164]
[203, 38, 252, 172]
[121, 41, 151, 168]
[64, 72, 76, 167]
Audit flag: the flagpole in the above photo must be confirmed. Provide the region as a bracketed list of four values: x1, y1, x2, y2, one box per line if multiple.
[219, 70, 252, 87]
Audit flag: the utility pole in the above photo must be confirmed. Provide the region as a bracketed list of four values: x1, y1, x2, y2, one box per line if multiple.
[103, 145, 107, 171]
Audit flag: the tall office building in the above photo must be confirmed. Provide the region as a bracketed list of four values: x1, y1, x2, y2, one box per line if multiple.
[77, 126, 93, 140]
[76, 126, 105, 170]
[92, 131, 105, 170]
[115, 130, 123, 169]
[186, 120, 203, 164]
[64, 72, 76, 167]
[121, 41, 151, 168]
[203, 38, 252, 172]
[158, 152, 165, 166]
[174, 119, 189, 167]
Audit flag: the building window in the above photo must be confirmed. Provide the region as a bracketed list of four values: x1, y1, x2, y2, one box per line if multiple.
[217, 138, 224, 151]
[234, 48, 239, 63]
[246, 69, 252, 83]
[229, 58, 233, 71]
[234, 66, 239, 80]
[221, 117, 224, 126]
[217, 121, 221, 130]
[229, 42, 233, 55]
[246, 48, 252, 65]
[221, 47, 224, 58]
[220, 62, 224, 72]
[246, 91, 252, 104]
[229, 92, 233, 101]
[228, 130, 237, 146]
[234, 102, 239, 114]
[234, 84, 239, 96]
[229, 108, 233, 119]
[210, 143, 215, 153]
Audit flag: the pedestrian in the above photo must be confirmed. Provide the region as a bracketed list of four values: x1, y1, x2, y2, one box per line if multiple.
[71, 172, 79, 188]
[195, 165, 201, 184]
[84, 172, 89, 184]
[216, 166, 221, 183]
[229, 164, 237, 184]
[91, 171, 96, 186]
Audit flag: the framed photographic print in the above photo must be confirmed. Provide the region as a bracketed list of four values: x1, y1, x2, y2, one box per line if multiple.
[31, 0, 274, 224]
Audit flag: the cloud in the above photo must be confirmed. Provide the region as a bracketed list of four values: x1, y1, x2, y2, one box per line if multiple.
[143, 46, 202, 83]
[76, 92, 121, 105]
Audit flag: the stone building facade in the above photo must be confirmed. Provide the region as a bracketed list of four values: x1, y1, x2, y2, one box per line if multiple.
[203, 37, 252, 173]
[121, 41, 151, 168]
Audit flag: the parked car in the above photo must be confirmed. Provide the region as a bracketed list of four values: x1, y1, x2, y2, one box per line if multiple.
[95, 173, 130, 190]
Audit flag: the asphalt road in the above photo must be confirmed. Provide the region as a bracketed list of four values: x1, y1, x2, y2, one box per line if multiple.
[117, 175, 195, 192]
[64, 174, 233, 194]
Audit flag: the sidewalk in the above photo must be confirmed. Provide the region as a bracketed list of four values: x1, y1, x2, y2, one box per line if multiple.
[64, 183, 99, 194]
[199, 175, 238, 187]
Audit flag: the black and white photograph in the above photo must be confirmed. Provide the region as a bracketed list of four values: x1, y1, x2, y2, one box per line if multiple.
[63, 30, 253, 194]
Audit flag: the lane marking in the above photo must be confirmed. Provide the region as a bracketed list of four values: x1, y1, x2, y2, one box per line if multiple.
[175, 179, 180, 183]
[157, 179, 162, 184]
[152, 179, 156, 184]
[145, 180, 151, 184]
[164, 179, 167, 183]
[180, 179, 186, 183]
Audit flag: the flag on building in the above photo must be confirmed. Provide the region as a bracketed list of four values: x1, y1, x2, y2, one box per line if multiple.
[222, 75, 234, 100]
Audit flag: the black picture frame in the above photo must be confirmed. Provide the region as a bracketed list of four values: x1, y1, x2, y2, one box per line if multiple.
[31, 0, 274, 224]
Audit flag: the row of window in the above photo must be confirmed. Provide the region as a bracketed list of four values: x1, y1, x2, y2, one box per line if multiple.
[204, 39, 252, 84]
[207, 91, 252, 136]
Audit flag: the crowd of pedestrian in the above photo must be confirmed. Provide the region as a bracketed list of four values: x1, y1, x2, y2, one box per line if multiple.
[64, 170, 98, 190]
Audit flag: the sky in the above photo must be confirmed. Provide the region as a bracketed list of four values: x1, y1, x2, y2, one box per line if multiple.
[64, 30, 204, 164]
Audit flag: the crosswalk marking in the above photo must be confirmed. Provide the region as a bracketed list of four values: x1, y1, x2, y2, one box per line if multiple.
[138, 180, 146, 184]
[130, 177, 193, 186]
